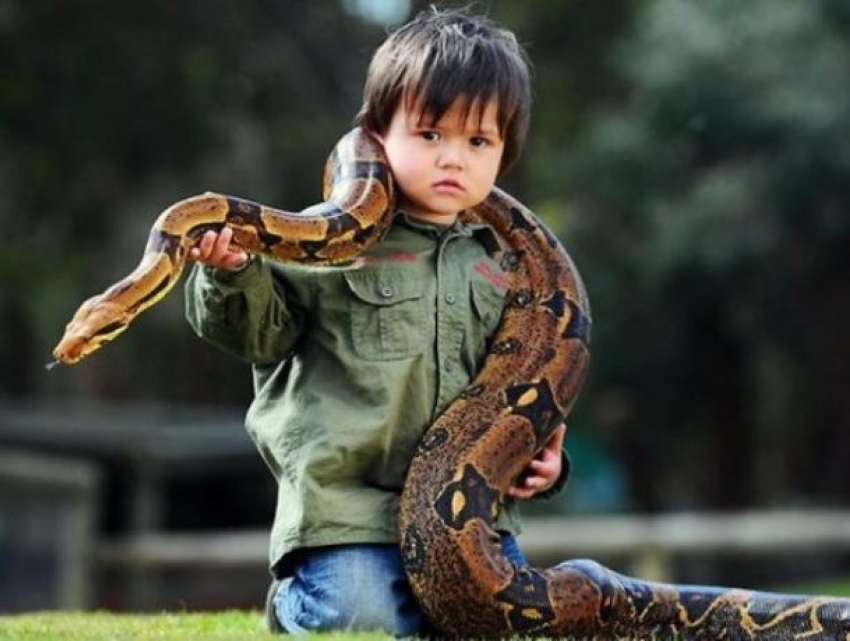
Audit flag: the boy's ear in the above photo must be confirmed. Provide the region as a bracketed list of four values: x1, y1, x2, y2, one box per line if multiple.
[359, 124, 383, 145]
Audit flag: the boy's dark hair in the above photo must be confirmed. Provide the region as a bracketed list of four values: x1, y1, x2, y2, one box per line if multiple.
[356, 6, 532, 172]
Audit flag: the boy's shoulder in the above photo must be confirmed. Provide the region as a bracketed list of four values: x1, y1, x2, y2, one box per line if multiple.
[268, 213, 506, 284]
[462, 220, 504, 258]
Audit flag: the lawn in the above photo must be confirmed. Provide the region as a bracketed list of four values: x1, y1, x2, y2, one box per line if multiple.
[3, 578, 850, 640]
[0, 611, 392, 640]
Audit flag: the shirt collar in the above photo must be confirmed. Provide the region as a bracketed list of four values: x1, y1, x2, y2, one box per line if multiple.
[395, 210, 455, 235]
[394, 210, 501, 252]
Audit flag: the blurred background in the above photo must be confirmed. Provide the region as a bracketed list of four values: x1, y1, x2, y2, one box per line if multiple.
[2, 0, 850, 615]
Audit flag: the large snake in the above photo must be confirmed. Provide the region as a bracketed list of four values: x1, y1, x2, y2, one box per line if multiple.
[53, 129, 850, 638]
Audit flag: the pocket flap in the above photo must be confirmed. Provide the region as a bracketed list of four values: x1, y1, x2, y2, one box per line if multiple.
[344, 265, 424, 305]
[470, 279, 507, 321]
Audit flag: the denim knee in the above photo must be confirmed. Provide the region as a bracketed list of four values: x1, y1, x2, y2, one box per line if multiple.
[328, 573, 409, 632]
[274, 536, 525, 635]
[274, 544, 422, 636]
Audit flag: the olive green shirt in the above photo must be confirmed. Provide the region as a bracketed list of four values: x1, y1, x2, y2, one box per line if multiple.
[185, 213, 559, 574]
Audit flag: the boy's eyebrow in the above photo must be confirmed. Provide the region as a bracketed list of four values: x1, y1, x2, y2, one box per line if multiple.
[408, 114, 501, 136]
[404, 104, 503, 137]
[475, 125, 499, 136]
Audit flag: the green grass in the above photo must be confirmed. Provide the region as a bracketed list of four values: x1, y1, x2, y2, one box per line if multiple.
[0, 611, 392, 640]
[3, 581, 850, 640]
[777, 577, 850, 597]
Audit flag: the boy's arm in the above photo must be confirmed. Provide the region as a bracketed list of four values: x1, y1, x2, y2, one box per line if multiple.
[185, 232, 306, 364]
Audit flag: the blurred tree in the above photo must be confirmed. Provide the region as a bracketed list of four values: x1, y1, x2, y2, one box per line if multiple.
[0, 1, 388, 402]
[3, 0, 848, 518]
[557, 0, 850, 510]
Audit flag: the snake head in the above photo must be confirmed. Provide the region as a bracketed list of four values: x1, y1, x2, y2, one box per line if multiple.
[52, 294, 132, 365]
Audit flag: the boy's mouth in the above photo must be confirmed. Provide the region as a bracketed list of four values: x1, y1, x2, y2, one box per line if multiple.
[433, 179, 464, 194]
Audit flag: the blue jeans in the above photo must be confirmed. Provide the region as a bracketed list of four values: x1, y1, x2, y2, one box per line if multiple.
[272, 534, 528, 636]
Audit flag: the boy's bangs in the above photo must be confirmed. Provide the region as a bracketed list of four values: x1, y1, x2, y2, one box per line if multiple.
[357, 7, 532, 170]
[404, 51, 515, 135]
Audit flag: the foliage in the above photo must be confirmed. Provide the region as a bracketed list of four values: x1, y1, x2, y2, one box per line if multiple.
[554, 0, 850, 509]
[0, 1, 388, 402]
[1, 0, 849, 514]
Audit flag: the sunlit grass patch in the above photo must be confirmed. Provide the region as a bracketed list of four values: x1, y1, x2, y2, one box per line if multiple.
[0, 611, 393, 640]
[777, 577, 850, 598]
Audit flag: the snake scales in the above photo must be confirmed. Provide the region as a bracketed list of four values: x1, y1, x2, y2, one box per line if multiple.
[54, 128, 850, 638]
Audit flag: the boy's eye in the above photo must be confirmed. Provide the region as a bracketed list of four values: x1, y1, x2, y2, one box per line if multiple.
[419, 130, 440, 142]
[470, 136, 491, 148]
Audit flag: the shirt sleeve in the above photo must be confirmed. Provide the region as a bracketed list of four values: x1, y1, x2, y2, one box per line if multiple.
[184, 258, 306, 365]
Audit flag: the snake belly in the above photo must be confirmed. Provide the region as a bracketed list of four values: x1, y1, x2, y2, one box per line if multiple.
[53, 129, 850, 639]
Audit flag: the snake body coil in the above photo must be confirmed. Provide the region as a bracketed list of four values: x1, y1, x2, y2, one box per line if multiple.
[52, 129, 393, 364]
[54, 129, 850, 638]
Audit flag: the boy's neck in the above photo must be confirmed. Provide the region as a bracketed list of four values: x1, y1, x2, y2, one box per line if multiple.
[404, 211, 458, 227]
[399, 199, 459, 227]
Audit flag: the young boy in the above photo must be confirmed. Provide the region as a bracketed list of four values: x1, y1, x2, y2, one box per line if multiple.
[185, 7, 569, 636]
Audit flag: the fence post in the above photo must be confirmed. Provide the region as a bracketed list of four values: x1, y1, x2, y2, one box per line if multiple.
[0, 448, 100, 611]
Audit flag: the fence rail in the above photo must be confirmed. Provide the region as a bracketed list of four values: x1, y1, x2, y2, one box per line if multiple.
[0, 449, 100, 611]
[95, 509, 850, 583]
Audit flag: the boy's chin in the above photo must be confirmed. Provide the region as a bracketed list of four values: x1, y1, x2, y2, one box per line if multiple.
[399, 200, 461, 223]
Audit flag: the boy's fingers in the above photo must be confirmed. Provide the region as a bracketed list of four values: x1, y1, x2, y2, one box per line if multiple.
[539, 447, 560, 463]
[211, 229, 233, 262]
[530, 452, 558, 471]
[509, 476, 551, 499]
[513, 472, 543, 489]
[549, 425, 566, 448]
[195, 231, 215, 259]
[508, 485, 534, 498]
[223, 251, 249, 269]
[190, 231, 245, 269]
[530, 468, 555, 487]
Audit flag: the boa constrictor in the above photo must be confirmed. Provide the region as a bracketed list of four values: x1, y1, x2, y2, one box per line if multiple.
[53, 128, 850, 639]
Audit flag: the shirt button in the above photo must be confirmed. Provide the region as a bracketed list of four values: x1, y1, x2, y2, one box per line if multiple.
[445, 293, 456, 305]
[380, 286, 393, 298]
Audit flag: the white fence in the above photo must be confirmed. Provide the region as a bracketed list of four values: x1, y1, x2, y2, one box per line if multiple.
[519, 510, 850, 581]
[0, 449, 100, 611]
[96, 509, 850, 583]
[4, 443, 850, 609]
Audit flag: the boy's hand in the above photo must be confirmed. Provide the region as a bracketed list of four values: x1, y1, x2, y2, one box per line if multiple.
[508, 423, 566, 500]
[189, 228, 251, 271]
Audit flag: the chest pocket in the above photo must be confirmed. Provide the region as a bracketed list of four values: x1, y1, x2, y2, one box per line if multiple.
[466, 278, 507, 369]
[344, 266, 426, 360]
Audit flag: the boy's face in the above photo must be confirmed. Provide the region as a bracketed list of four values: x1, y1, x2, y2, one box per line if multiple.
[378, 97, 505, 225]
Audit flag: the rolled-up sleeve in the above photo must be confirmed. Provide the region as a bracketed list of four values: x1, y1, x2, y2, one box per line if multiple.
[184, 259, 306, 365]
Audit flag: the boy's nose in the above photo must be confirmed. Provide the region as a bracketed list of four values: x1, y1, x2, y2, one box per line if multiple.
[437, 142, 464, 169]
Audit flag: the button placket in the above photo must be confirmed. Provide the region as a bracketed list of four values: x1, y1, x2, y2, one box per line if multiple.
[434, 232, 466, 411]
